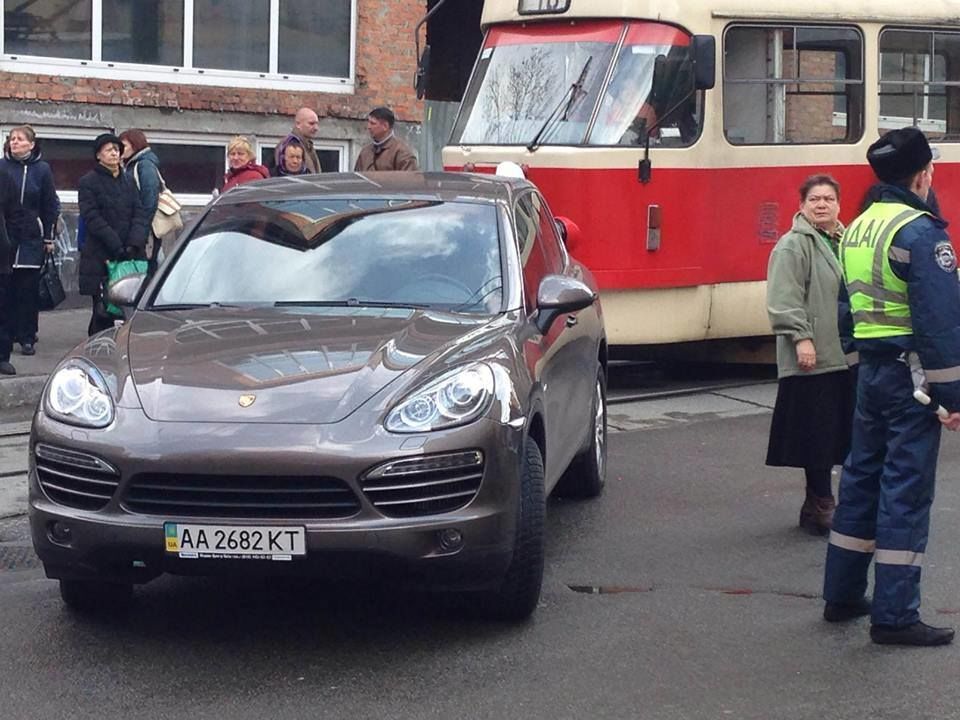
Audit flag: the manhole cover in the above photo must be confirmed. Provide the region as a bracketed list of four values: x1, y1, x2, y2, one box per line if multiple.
[0, 545, 40, 571]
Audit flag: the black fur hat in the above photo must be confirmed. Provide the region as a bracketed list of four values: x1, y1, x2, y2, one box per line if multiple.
[92, 132, 122, 158]
[867, 127, 939, 184]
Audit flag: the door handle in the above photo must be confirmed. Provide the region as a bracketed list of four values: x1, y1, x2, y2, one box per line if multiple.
[565, 315, 577, 327]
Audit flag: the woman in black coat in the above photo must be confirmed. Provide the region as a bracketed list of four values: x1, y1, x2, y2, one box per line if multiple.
[78, 133, 150, 336]
[0, 125, 60, 355]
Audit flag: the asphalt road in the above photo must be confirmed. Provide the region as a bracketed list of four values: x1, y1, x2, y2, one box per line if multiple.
[2, 386, 960, 719]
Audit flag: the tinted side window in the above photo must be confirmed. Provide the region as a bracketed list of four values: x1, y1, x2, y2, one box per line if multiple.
[531, 193, 565, 272]
[515, 194, 550, 312]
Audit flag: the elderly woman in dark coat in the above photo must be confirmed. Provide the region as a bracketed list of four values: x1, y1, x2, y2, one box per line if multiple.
[0, 125, 60, 356]
[78, 133, 150, 336]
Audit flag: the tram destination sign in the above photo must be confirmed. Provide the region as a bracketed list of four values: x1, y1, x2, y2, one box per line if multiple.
[518, 0, 570, 14]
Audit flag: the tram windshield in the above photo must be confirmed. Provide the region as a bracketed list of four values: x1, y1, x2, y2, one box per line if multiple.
[451, 20, 702, 147]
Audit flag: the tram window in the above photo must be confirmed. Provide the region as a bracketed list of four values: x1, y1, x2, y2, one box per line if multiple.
[451, 23, 619, 146]
[879, 29, 960, 141]
[723, 25, 864, 145]
[590, 33, 703, 147]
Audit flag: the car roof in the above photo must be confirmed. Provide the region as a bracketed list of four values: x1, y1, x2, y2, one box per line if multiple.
[214, 171, 532, 206]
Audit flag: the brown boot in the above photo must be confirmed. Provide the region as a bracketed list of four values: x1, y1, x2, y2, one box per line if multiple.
[799, 495, 835, 535]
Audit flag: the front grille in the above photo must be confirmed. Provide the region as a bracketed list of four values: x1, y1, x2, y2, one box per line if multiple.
[123, 473, 360, 519]
[35, 444, 121, 511]
[361, 451, 484, 518]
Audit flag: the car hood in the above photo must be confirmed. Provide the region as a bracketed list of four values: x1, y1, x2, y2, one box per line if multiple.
[126, 307, 496, 423]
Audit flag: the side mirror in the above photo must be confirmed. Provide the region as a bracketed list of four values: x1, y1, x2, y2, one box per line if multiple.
[415, 45, 431, 100]
[535, 274, 596, 334]
[692, 35, 715, 90]
[554, 216, 582, 253]
[106, 273, 146, 308]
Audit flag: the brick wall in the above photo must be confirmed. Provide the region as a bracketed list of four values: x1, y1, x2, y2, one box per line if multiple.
[784, 52, 846, 143]
[0, 0, 424, 124]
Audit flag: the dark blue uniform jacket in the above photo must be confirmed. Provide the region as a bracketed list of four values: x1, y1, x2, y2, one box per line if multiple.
[844, 184, 960, 411]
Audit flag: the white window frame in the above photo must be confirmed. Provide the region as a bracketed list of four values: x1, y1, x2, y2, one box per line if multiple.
[0, 127, 353, 204]
[0, 0, 357, 93]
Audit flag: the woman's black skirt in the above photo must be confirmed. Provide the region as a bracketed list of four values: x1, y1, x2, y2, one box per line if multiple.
[766, 368, 857, 469]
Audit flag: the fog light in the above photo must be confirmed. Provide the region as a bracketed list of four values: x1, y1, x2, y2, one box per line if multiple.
[49, 521, 72, 544]
[437, 528, 463, 551]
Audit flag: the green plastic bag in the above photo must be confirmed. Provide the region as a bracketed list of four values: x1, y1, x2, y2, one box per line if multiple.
[103, 259, 149, 317]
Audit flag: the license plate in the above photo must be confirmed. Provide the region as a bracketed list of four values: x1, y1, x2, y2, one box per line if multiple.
[164, 523, 306, 561]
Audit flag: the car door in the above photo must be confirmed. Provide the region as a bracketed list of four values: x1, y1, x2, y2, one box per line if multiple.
[515, 191, 590, 484]
[532, 192, 599, 458]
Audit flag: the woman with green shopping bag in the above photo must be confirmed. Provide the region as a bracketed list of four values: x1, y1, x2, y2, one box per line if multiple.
[77, 133, 150, 335]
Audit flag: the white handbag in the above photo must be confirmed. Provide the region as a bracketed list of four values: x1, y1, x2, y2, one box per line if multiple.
[136, 164, 183, 237]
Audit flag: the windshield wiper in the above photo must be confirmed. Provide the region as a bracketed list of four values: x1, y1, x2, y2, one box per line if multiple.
[274, 299, 432, 309]
[526, 55, 592, 153]
[149, 302, 239, 310]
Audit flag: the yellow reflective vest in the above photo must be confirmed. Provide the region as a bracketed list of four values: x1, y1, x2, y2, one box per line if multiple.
[840, 202, 928, 339]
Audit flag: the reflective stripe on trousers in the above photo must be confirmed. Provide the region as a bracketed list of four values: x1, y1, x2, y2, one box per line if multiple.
[822, 354, 941, 627]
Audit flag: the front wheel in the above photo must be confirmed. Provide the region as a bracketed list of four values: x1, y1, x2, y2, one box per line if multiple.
[556, 367, 607, 498]
[480, 438, 546, 621]
[59, 579, 133, 614]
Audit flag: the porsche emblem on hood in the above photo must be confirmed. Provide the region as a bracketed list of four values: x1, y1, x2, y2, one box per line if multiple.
[238, 394, 257, 408]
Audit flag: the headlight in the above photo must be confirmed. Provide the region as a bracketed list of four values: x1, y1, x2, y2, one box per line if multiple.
[44, 360, 115, 428]
[385, 363, 494, 433]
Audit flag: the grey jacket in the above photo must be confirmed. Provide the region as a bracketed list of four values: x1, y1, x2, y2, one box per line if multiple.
[767, 212, 849, 378]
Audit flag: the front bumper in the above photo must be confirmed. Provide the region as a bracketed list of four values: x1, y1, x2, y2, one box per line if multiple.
[29, 408, 524, 590]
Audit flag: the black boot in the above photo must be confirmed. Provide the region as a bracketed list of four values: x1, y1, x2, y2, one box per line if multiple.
[870, 621, 955, 646]
[824, 597, 871, 622]
[799, 493, 835, 536]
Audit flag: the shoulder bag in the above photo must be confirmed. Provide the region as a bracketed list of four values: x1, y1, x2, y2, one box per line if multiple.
[136, 164, 184, 238]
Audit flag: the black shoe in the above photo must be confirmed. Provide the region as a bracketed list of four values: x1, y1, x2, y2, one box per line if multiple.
[0, 360, 15, 376]
[824, 597, 872, 622]
[870, 621, 955, 646]
[20, 343, 35, 356]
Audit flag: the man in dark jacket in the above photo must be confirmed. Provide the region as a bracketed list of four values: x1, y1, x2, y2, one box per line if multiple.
[354, 107, 418, 172]
[823, 127, 960, 646]
[0, 169, 17, 374]
[78, 132, 150, 336]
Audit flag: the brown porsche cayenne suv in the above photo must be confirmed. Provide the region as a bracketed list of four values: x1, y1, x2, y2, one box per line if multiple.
[29, 172, 607, 620]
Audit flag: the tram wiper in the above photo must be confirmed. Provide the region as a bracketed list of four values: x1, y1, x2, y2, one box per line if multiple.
[526, 56, 592, 153]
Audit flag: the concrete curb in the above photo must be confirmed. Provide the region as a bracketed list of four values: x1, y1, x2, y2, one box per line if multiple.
[0, 375, 46, 411]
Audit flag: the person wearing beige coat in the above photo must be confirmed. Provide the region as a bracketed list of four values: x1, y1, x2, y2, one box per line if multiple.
[765, 175, 857, 535]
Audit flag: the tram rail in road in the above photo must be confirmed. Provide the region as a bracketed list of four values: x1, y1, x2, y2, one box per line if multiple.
[606, 360, 777, 405]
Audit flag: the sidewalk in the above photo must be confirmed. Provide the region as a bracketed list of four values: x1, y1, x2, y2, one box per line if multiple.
[0, 308, 90, 411]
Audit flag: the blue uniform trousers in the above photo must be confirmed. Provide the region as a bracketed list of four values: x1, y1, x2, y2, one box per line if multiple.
[823, 354, 941, 627]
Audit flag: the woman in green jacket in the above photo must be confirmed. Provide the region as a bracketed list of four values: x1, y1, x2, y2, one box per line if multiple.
[766, 175, 857, 535]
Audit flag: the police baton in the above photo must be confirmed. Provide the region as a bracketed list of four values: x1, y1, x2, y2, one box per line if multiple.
[907, 352, 950, 418]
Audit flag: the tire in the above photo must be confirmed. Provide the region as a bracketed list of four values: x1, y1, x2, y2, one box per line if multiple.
[482, 438, 546, 621]
[556, 366, 607, 498]
[59, 579, 133, 614]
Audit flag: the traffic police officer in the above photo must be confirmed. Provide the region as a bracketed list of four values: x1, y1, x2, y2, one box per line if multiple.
[822, 127, 960, 646]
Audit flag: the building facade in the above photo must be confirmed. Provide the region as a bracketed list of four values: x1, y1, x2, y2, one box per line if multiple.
[0, 0, 425, 295]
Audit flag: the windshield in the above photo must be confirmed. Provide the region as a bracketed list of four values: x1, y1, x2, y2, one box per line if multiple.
[452, 21, 618, 145]
[451, 21, 702, 148]
[152, 200, 503, 314]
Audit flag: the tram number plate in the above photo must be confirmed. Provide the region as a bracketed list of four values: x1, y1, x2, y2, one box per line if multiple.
[519, 0, 570, 14]
[164, 523, 306, 560]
